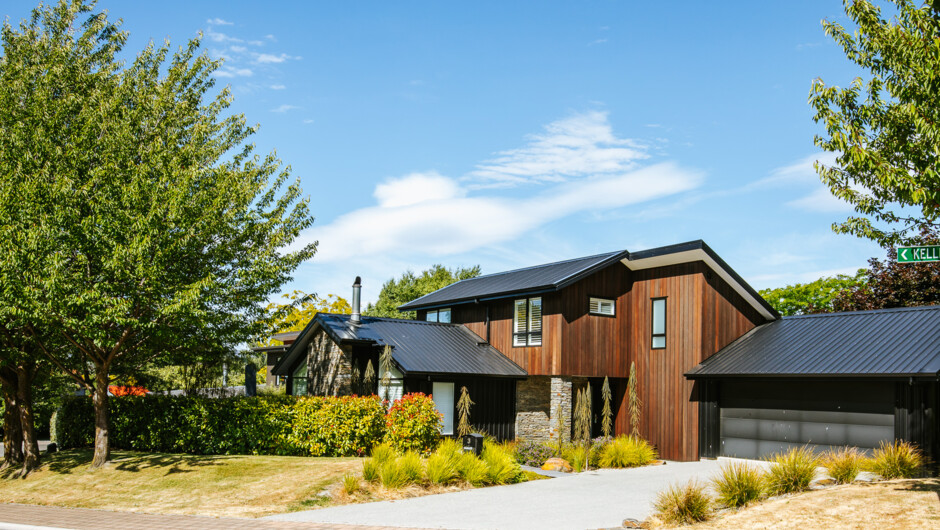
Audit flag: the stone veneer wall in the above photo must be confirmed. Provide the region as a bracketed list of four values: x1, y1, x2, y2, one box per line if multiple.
[549, 377, 573, 443]
[515, 376, 552, 442]
[305, 328, 354, 396]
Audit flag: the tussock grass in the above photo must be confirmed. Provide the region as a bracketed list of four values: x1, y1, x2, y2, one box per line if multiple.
[764, 446, 819, 495]
[398, 451, 424, 484]
[455, 452, 488, 486]
[482, 442, 522, 485]
[425, 452, 458, 485]
[370, 443, 397, 464]
[597, 435, 658, 468]
[561, 445, 589, 472]
[653, 480, 712, 525]
[378, 459, 407, 489]
[712, 462, 764, 508]
[361, 458, 379, 482]
[823, 446, 863, 484]
[867, 441, 922, 479]
[342, 473, 360, 495]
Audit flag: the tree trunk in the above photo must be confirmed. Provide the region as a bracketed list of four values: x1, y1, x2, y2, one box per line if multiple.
[0, 369, 24, 469]
[91, 371, 110, 468]
[16, 361, 40, 473]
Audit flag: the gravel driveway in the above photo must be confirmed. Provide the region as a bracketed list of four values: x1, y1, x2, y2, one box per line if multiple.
[266, 459, 726, 530]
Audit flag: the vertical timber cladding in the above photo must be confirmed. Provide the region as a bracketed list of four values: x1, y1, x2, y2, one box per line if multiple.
[407, 376, 517, 441]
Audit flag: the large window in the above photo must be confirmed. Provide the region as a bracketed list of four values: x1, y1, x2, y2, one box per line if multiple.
[292, 362, 308, 396]
[589, 297, 615, 316]
[425, 308, 452, 323]
[651, 297, 666, 349]
[513, 297, 542, 347]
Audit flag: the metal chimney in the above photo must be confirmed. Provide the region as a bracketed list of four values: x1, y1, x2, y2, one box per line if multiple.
[350, 276, 362, 325]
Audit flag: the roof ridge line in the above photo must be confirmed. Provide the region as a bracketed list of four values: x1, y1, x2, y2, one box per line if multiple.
[783, 304, 940, 319]
[458, 250, 623, 280]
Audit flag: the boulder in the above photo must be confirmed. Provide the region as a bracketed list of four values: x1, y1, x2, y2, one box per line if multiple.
[541, 457, 573, 473]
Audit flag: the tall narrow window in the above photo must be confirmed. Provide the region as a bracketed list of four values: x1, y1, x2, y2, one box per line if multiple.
[651, 297, 666, 349]
[513, 297, 542, 346]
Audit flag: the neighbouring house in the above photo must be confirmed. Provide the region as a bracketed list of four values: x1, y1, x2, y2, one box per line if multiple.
[270, 240, 939, 467]
[253, 330, 300, 387]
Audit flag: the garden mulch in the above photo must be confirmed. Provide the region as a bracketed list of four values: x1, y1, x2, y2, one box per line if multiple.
[0, 503, 435, 530]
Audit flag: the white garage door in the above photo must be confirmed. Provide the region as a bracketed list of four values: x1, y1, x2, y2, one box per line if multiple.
[720, 407, 894, 459]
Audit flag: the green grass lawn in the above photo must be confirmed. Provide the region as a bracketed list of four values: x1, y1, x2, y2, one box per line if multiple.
[0, 450, 360, 518]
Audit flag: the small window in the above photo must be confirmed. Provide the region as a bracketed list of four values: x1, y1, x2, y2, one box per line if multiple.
[513, 297, 542, 346]
[425, 308, 452, 323]
[589, 297, 615, 316]
[651, 297, 666, 349]
[292, 362, 308, 396]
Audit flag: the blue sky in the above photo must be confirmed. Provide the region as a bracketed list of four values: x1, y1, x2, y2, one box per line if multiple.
[5, 1, 886, 305]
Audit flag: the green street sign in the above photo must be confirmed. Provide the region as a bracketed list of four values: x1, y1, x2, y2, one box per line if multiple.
[897, 245, 940, 263]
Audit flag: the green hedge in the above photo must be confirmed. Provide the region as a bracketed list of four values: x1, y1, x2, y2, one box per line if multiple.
[54, 394, 387, 457]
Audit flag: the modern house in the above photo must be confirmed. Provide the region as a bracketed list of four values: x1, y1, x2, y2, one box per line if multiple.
[271, 240, 939, 466]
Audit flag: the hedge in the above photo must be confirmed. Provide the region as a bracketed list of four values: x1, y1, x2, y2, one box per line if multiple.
[54, 394, 390, 457]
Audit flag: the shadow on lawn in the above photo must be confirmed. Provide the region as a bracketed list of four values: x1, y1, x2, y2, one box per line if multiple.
[891, 477, 940, 502]
[30, 450, 234, 476]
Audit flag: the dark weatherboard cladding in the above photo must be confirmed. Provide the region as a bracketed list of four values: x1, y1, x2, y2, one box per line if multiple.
[686, 305, 940, 378]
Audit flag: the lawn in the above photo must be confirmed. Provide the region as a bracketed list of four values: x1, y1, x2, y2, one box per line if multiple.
[683, 478, 940, 529]
[0, 450, 361, 518]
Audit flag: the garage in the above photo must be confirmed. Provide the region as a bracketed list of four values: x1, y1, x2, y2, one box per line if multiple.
[687, 306, 940, 468]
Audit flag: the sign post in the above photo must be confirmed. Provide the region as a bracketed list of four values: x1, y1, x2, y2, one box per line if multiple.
[897, 246, 940, 263]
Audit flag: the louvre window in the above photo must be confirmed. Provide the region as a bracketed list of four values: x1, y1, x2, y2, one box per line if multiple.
[513, 297, 542, 346]
[425, 308, 452, 323]
[589, 297, 615, 316]
[652, 297, 666, 349]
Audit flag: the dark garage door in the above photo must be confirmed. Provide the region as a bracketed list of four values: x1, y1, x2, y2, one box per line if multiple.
[718, 380, 895, 459]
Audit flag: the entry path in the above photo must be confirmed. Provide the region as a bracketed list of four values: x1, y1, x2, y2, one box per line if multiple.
[267, 460, 725, 530]
[0, 503, 430, 530]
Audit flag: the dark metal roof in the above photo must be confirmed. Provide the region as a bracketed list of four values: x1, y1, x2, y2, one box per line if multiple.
[271, 313, 527, 378]
[686, 305, 940, 379]
[398, 251, 628, 310]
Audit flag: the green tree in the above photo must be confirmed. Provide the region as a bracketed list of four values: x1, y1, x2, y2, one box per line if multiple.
[261, 291, 351, 345]
[810, 0, 940, 246]
[0, 1, 315, 467]
[759, 271, 867, 316]
[365, 264, 481, 319]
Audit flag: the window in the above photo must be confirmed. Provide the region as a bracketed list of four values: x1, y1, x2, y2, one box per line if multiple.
[651, 297, 666, 349]
[589, 297, 615, 316]
[425, 308, 452, 323]
[292, 362, 308, 396]
[513, 297, 542, 346]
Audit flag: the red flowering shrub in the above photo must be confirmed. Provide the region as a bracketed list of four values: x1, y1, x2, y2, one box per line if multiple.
[384, 392, 442, 454]
[290, 395, 386, 456]
[109, 385, 148, 396]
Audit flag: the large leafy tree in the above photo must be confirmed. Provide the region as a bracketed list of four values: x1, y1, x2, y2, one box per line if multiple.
[832, 228, 940, 310]
[365, 264, 481, 319]
[810, 0, 940, 246]
[0, 1, 315, 467]
[262, 291, 351, 344]
[759, 271, 866, 316]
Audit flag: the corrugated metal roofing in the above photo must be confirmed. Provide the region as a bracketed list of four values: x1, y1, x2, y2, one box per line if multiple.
[398, 251, 627, 310]
[273, 313, 527, 378]
[686, 305, 940, 378]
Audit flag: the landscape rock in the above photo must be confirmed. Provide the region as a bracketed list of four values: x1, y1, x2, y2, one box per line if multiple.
[541, 457, 573, 473]
[621, 518, 642, 528]
[649, 460, 666, 466]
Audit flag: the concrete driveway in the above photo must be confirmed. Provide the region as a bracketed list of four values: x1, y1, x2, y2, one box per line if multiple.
[266, 460, 726, 530]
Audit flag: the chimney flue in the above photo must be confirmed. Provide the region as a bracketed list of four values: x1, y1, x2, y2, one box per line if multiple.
[350, 276, 362, 325]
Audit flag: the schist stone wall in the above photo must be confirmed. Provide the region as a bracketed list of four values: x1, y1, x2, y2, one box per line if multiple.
[515, 376, 588, 443]
[305, 328, 354, 396]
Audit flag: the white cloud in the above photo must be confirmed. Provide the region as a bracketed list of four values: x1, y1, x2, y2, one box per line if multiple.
[207, 18, 233, 26]
[304, 162, 700, 262]
[270, 84, 286, 90]
[786, 186, 856, 213]
[271, 104, 300, 113]
[589, 38, 608, 45]
[206, 29, 242, 44]
[469, 110, 648, 188]
[213, 66, 253, 78]
[254, 53, 299, 64]
[756, 152, 838, 187]
[303, 119, 315, 124]
[229, 45, 247, 53]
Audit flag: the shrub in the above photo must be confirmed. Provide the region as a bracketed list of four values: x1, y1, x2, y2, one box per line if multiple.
[399, 451, 425, 484]
[562, 444, 589, 472]
[482, 442, 523, 485]
[426, 452, 458, 485]
[712, 462, 764, 508]
[597, 435, 658, 468]
[589, 436, 611, 468]
[765, 446, 819, 495]
[455, 451, 489, 486]
[54, 394, 386, 457]
[362, 458, 379, 482]
[379, 459, 407, 489]
[515, 440, 556, 467]
[653, 480, 712, 525]
[384, 393, 443, 454]
[342, 474, 360, 495]
[867, 440, 923, 479]
[823, 447, 863, 484]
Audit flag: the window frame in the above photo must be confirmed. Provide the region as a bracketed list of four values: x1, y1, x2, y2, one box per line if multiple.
[589, 296, 616, 317]
[651, 297, 667, 350]
[513, 296, 543, 347]
[425, 308, 452, 323]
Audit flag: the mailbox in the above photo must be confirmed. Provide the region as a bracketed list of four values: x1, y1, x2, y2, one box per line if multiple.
[462, 433, 484, 456]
